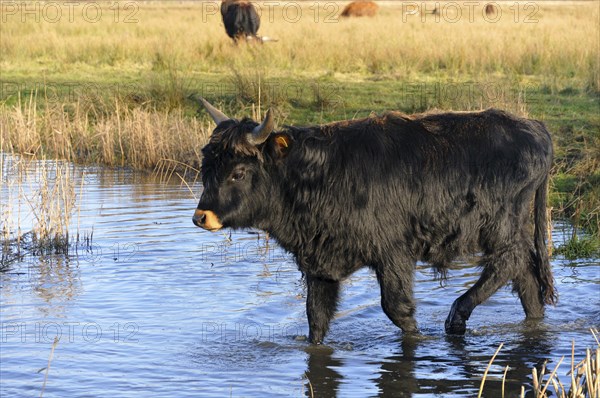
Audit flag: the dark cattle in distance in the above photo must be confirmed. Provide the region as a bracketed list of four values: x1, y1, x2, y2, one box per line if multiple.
[193, 99, 556, 344]
[340, 1, 379, 17]
[220, 0, 261, 43]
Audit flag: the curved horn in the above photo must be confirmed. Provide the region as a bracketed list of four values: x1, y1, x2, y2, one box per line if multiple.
[247, 109, 274, 145]
[199, 97, 230, 125]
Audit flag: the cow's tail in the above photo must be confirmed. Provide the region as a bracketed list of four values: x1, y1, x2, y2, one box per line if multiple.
[534, 173, 558, 305]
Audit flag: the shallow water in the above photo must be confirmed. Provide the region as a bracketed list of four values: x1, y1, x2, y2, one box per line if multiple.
[1, 155, 598, 397]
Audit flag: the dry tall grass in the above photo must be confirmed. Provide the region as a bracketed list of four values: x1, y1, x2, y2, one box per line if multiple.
[0, 92, 210, 171]
[1, 155, 79, 259]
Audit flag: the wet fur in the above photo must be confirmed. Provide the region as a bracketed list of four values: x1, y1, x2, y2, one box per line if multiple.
[198, 108, 556, 342]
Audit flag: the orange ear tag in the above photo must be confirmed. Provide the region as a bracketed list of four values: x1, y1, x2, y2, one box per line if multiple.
[275, 135, 289, 148]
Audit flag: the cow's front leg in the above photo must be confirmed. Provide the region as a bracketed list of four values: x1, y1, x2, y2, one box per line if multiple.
[306, 275, 340, 344]
[376, 264, 418, 334]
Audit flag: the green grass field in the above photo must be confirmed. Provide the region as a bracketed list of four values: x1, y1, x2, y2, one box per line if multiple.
[1, 1, 598, 243]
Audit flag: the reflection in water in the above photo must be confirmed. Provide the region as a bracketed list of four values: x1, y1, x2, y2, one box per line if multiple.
[1, 155, 598, 397]
[500, 329, 554, 397]
[443, 328, 554, 397]
[302, 329, 558, 397]
[374, 337, 419, 397]
[32, 256, 82, 316]
[304, 345, 343, 397]
[1, 254, 82, 319]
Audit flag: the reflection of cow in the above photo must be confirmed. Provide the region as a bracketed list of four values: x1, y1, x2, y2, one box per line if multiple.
[220, 0, 260, 43]
[194, 99, 556, 344]
[341, 1, 379, 17]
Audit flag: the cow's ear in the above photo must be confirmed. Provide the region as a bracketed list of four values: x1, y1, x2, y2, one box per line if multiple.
[267, 133, 292, 160]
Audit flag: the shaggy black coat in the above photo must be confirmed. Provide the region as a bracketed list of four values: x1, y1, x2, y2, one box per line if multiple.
[196, 108, 556, 344]
[220, 0, 260, 42]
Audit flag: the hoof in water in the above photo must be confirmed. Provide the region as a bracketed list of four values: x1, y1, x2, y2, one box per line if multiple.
[445, 303, 468, 335]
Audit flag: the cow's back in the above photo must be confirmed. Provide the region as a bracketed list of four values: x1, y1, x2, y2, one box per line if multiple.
[280, 109, 552, 269]
[221, 0, 260, 39]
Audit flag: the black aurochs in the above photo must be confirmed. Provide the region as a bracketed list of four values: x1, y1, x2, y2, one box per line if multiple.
[193, 98, 556, 344]
[220, 0, 261, 43]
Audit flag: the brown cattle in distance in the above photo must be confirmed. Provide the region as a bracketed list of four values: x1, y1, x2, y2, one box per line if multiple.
[340, 1, 379, 17]
[485, 4, 498, 16]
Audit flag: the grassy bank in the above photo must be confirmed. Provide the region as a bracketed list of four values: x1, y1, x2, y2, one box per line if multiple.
[1, 1, 598, 242]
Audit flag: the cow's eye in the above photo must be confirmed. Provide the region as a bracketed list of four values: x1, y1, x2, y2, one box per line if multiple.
[230, 169, 246, 182]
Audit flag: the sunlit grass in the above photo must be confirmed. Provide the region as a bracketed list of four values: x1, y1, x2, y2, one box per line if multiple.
[0, 2, 597, 90]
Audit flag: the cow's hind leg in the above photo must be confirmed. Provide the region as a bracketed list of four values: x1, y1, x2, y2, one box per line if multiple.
[306, 275, 340, 344]
[512, 245, 545, 318]
[445, 246, 519, 334]
[376, 261, 418, 334]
